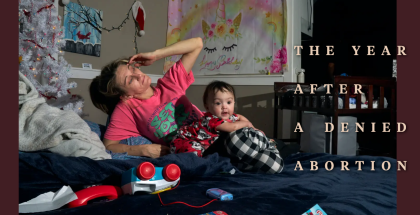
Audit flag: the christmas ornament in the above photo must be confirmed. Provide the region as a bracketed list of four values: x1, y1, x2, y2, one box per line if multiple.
[62, 0, 70, 5]
[132, 1, 146, 37]
[19, 56, 23, 64]
[23, 9, 31, 18]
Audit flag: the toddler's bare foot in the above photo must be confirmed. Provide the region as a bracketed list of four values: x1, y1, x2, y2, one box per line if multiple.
[269, 139, 277, 148]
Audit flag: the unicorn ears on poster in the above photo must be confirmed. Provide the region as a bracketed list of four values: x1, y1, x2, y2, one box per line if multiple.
[201, 9, 243, 44]
[165, 0, 287, 75]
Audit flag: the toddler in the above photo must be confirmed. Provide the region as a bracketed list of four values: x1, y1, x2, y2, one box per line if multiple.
[170, 81, 283, 173]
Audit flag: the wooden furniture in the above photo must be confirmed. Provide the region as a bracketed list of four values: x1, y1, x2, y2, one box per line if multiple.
[273, 76, 396, 157]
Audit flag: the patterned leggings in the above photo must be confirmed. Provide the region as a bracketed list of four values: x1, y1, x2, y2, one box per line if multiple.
[205, 128, 284, 174]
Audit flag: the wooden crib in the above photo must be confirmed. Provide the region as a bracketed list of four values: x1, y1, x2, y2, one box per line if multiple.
[273, 76, 397, 157]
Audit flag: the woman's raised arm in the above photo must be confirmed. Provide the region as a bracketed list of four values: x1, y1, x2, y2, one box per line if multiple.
[129, 37, 203, 73]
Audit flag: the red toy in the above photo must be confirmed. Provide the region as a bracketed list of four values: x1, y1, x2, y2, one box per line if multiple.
[67, 162, 217, 209]
[67, 185, 122, 208]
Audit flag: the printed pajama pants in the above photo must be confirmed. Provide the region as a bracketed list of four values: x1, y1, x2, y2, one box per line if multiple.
[205, 127, 284, 174]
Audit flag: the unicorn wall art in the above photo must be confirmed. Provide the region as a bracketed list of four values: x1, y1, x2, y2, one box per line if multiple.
[165, 0, 287, 75]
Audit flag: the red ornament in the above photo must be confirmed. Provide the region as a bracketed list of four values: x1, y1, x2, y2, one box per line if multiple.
[23, 9, 31, 18]
[39, 92, 57, 100]
[37, 4, 54, 13]
[48, 54, 56, 61]
[24, 40, 45, 49]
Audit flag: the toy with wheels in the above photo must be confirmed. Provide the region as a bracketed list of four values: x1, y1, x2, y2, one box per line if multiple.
[121, 162, 181, 195]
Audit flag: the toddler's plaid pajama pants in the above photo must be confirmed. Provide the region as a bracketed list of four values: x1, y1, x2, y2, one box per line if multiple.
[223, 127, 284, 174]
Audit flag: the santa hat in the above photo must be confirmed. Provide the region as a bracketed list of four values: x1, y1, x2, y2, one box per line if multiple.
[132, 1, 146, 37]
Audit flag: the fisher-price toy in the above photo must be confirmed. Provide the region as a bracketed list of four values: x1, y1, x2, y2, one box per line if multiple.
[121, 162, 181, 195]
[68, 162, 225, 209]
[67, 162, 181, 208]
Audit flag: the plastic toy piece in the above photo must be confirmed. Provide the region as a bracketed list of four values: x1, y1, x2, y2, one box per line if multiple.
[302, 204, 327, 215]
[121, 162, 181, 195]
[150, 186, 172, 194]
[163, 164, 181, 181]
[67, 185, 123, 208]
[206, 188, 233, 201]
[198, 211, 228, 215]
[137, 162, 156, 180]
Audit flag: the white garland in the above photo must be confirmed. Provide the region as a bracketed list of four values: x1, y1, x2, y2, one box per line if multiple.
[19, 0, 84, 115]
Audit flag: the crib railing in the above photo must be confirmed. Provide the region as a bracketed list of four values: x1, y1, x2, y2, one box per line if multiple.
[273, 76, 396, 155]
[333, 76, 396, 113]
[274, 76, 396, 114]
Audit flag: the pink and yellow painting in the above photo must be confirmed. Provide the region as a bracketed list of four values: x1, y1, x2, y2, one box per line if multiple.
[165, 0, 287, 75]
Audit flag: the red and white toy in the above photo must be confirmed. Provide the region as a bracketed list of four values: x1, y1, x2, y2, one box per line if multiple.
[68, 185, 123, 208]
[132, 1, 146, 37]
[67, 162, 181, 208]
[121, 162, 181, 195]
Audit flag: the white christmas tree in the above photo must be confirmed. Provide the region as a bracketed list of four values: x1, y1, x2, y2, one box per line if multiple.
[19, 0, 84, 115]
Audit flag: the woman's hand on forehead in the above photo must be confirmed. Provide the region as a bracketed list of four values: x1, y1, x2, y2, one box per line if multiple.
[129, 52, 157, 66]
[127, 62, 140, 72]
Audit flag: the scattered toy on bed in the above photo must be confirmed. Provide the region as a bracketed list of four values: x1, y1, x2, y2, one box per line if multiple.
[66, 160, 229, 210]
[19, 151, 396, 215]
[68, 185, 123, 209]
[121, 162, 181, 195]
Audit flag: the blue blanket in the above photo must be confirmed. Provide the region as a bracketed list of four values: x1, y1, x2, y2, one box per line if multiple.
[19, 152, 396, 215]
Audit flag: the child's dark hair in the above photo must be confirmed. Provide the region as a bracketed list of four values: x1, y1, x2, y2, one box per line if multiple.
[203, 80, 236, 105]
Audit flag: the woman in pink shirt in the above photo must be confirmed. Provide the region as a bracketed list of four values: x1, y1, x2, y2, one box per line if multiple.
[89, 37, 204, 158]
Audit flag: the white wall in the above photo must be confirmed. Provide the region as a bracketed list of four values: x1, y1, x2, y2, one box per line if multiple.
[69, 0, 313, 86]
[281, 0, 314, 139]
[300, 0, 314, 37]
[285, 0, 314, 83]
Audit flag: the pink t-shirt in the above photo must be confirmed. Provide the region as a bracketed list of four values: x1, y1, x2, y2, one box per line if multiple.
[104, 60, 204, 145]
